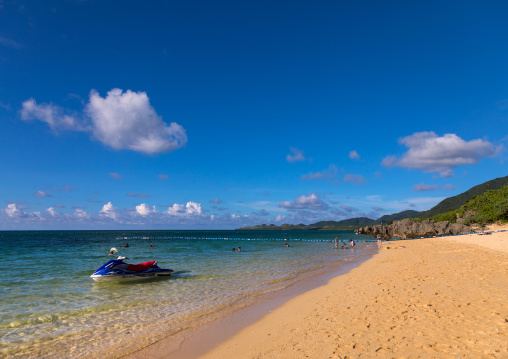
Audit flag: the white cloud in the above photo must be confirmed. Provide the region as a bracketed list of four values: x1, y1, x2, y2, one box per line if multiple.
[275, 215, 286, 222]
[349, 150, 360, 160]
[158, 174, 168, 180]
[20, 88, 187, 155]
[74, 208, 91, 219]
[20, 99, 83, 132]
[5, 203, 25, 218]
[135, 203, 157, 217]
[166, 202, 203, 216]
[46, 207, 58, 217]
[383, 132, 501, 177]
[413, 183, 457, 192]
[279, 193, 329, 211]
[186, 202, 202, 215]
[86, 89, 187, 154]
[166, 203, 185, 215]
[109, 172, 122, 179]
[209, 198, 223, 204]
[286, 147, 306, 163]
[100, 202, 120, 221]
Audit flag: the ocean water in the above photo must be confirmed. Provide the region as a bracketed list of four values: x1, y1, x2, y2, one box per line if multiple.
[0, 230, 375, 358]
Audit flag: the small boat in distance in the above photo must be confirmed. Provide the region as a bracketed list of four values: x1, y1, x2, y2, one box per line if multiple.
[91, 256, 174, 282]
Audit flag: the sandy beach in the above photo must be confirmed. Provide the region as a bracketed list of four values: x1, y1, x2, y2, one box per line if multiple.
[128, 225, 508, 359]
[195, 226, 508, 358]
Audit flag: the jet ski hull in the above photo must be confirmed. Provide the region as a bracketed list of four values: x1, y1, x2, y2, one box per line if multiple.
[91, 258, 174, 282]
[90, 270, 174, 282]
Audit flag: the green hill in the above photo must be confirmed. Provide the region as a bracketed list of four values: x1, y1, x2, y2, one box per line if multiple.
[418, 176, 508, 218]
[237, 217, 376, 230]
[377, 210, 421, 223]
[431, 185, 508, 226]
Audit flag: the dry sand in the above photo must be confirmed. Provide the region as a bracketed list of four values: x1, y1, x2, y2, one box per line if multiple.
[196, 225, 508, 358]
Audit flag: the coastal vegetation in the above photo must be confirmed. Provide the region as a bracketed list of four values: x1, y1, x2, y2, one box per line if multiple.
[430, 185, 508, 226]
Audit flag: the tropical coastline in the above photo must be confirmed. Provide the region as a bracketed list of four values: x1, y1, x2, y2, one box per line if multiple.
[0, 230, 375, 358]
[3, 2, 508, 359]
[187, 224, 508, 358]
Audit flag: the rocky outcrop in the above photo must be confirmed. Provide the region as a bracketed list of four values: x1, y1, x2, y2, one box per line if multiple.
[356, 218, 473, 240]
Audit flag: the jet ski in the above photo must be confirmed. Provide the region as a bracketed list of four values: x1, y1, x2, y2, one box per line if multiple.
[91, 256, 174, 282]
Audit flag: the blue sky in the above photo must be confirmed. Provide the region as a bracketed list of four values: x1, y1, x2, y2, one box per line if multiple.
[1, 0, 507, 229]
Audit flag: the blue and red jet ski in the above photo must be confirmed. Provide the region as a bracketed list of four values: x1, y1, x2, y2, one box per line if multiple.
[91, 256, 174, 282]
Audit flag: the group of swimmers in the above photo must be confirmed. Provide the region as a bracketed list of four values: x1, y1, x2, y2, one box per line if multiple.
[232, 247, 241, 252]
[334, 236, 355, 249]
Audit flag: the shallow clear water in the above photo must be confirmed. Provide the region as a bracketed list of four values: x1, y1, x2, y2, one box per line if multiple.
[0, 230, 375, 358]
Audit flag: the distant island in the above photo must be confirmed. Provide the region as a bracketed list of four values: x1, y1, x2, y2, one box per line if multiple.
[237, 175, 508, 231]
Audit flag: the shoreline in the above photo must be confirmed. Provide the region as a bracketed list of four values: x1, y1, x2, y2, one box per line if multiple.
[198, 225, 508, 358]
[124, 226, 508, 358]
[123, 245, 378, 359]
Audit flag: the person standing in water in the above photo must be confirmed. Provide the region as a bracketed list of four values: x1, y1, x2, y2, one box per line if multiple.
[350, 239, 355, 248]
[334, 236, 338, 248]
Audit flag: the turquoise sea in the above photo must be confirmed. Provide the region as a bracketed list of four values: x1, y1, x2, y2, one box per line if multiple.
[0, 230, 375, 358]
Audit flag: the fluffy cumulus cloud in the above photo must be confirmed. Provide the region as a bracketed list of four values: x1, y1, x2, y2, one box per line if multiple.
[286, 147, 306, 163]
[86, 89, 187, 154]
[46, 207, 59, 217]
[166, 202, 203, 216]
[413, 183, 457, 192]
[279, 193, 329, 211]
[135, 203, 157, 217]
[1, 200, 267, 229]
[74, 208, 91, 219]
[20, 89, 187, 155]
[383, 132, 501, 177]
[100, 202, 120, 221]
[5, 203, 25, 218]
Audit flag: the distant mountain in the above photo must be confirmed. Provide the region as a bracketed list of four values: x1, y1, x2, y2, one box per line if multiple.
[238, 217, 377, 230]
[237, 175, 508, 230]
[377, 210, 421, 223]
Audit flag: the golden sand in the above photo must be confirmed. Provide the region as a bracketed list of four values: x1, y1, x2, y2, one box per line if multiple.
[197, 226, 508, 358]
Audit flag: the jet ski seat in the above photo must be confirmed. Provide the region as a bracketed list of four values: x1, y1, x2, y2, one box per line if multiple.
[126, 261, 157, 271]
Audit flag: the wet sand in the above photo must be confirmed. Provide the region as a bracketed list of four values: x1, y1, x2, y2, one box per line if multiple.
[196, 225, 508, 358]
